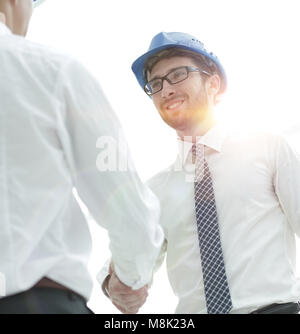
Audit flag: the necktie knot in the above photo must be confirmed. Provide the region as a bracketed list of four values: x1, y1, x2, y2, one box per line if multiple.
[191, 143, 204, 160]
[191, 144, 197, 157]
[191, 144, 205, 169]
[193, 144, 206, 183]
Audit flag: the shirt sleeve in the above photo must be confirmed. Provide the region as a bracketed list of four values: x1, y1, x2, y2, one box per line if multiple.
[147, 239, 167, 289]
[96, 239, 167, 294]
[55, 58, 164, 289]
[273, 134, 300, 236]
[96, 258, 111, 297]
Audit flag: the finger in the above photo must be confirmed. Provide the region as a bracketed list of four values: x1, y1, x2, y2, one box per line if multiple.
[112, 301, 128, 314]
[112, 286, 148, 297]
[112, 281, 148, 296]
[111, 296, 145, 309]
[109, 261, 114, 275]
[110, 288, 148, 306]
[108, 274, 130, 294]
[111, 294, 148, 312]
[112, 300, 140, 314]
[109, 272, 131, 288]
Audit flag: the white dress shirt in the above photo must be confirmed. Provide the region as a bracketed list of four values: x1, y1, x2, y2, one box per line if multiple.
[0, 23, 163, 301]
[147, 123, 300, 314]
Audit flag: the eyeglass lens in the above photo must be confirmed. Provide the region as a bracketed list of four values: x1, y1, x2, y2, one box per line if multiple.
[146, 67, 189, 95]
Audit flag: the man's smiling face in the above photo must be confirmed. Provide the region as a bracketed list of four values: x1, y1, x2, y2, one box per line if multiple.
[149, 56, 211, 133]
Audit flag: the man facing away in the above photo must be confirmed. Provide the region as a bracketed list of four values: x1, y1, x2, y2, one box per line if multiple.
[0, 0, 164, 314]
[101, 31, 300, 314]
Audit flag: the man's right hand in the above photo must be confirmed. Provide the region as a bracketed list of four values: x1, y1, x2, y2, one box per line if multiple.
[106, 268, 148, 314]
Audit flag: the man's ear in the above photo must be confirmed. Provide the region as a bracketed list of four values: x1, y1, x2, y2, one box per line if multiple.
[205, 74, 222, 105]
[206, 74, 221, 96]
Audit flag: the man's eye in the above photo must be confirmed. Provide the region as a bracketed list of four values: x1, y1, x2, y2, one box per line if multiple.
[150, 80, 161, 89]
[170, 69, 186, 80]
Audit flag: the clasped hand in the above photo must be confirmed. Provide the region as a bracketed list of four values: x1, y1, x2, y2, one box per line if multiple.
[107, 263, 149, 314]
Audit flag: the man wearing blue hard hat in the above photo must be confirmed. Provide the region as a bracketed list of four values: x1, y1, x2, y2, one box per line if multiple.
[104, 32, 300, 314]
[0, 0, 164, 314]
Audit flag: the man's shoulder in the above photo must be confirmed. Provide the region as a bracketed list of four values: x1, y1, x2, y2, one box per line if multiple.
[5, 34, 82, 73]
[224, 127, 300, 164]
[225, 126, 287, 149]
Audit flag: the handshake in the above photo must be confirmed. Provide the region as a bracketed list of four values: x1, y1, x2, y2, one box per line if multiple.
[102, 262, 149, 314]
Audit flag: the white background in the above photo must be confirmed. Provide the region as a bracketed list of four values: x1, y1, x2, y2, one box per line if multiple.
[28, 0, 300, 313]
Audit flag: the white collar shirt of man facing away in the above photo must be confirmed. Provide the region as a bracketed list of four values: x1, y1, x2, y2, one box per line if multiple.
[0, 5, 164, 302]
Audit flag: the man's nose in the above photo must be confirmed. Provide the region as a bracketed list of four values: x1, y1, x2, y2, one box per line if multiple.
[160, 79, 176, 98]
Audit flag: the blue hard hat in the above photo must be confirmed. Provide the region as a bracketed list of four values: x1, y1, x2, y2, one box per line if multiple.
[32, 0, 45, 8]
[132, 32, 227, 94]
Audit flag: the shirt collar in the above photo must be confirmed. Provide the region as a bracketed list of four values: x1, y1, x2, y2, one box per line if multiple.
[0, 22, 12, 36]
[177, 122, 229, 165]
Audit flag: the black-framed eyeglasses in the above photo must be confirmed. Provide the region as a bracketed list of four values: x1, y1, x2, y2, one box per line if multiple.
[144, 66, 210, 96]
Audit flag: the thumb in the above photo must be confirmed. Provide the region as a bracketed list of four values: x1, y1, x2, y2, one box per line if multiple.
[109, 261, 114, 275]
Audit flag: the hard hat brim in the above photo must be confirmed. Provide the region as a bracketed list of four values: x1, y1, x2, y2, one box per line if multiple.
[33, 0, 46, 8]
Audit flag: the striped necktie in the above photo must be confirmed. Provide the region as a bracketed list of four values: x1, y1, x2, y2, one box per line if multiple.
[193, 144, 233, 314]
